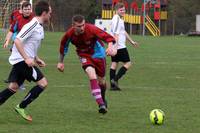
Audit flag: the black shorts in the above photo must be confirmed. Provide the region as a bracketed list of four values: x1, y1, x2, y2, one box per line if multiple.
[111, 48, 131, 63]
[8, 61, 44, 86]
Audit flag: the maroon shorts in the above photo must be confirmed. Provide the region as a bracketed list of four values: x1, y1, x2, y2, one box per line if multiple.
[79, 57, 106, 77]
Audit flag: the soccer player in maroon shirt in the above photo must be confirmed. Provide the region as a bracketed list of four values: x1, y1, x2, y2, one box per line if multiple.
[9, 0, 27, 25]
[3, 1, 33, 48]
[57, 15, 117, 114]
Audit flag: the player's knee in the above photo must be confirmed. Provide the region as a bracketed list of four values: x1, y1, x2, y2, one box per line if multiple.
[124, 62, 132, 69]
[111, 62, 117, 69]
[41, 80, 48, 88]
[85, 67, 97, 80]
[37, 78, 48, 88]
[8, 83, 18, 92]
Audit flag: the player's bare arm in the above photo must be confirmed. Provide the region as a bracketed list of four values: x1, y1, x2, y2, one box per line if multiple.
[106, 42, 117, 56]
[57, 54, 65, 72]
[125, 31, 139, 48]
[3, 31, 13, 48]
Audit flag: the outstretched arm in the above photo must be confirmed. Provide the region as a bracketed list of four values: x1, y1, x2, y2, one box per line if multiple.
[92, 25, 117, 56]
[57, 32, 70, 72]
[93, 26, 116, 44]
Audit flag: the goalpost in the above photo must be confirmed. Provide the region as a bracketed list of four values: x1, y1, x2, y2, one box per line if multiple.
[0, 0, 32, 43]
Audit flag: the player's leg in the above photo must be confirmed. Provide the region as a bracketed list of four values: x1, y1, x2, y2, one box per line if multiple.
[3, 80, 25, 91]
[114, 61, 131, 82]
[18, 77, 47, 109]
[97, 76, 107, 107]
[114, 48, 131, 90]
[110, 50, 122, 90]
[15, 66, 47, 121]
[95, 58, 107, 107]
[85, 66, 107, 114]
[0, 82, 18, 105]
[110, 61, 118, 89]
[0, 64, 23, 105]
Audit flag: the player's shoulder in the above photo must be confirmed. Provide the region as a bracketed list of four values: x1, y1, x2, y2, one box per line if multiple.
[86, 23, 95, 27]
[11, 10, 21, 18]
[85, 23, 98, 31]
[22, 17, 39, 29]
[15, 14, 23, 20]
[17, 15, 33, 24]
[113, 14, 119, 18]
[64, 27, 74, 37]
[112, 14, 120, 20]
[30, 17, 39, 25]
[66, 27, 73, 33]
[12, 10, 20, 14]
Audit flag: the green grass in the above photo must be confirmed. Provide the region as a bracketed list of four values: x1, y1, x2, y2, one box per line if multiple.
[0, 33, 200, 133]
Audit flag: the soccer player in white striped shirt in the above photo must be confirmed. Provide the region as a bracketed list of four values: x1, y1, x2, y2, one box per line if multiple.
[110, 2, 139, 91]
[0, 1, 51, 122]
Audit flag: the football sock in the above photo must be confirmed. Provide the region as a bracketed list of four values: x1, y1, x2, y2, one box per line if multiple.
[99, 83, 106, 102]
[90, 79, 104, 106]
[19, 85, 44, 108]
[110, 68, 116, 87]
[0, 88, 15, 105]
[115, 66, 127, 81]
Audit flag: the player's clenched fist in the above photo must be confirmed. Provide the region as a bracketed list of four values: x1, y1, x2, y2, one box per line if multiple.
[106, 42, 117, 56]
[57, 62, 64, 72]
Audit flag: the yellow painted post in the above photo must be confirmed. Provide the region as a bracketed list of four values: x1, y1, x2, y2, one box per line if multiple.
[160, 11, 167, 20]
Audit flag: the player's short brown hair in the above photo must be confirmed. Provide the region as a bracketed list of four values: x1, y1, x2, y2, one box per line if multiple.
[115, 2, 125, 10]
[21, 1, 31, 9]
[72, 15, 85, 24]
[35, 1, 50, 16]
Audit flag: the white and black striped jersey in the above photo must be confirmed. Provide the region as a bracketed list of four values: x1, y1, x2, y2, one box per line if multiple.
[9, 17, 44, 65]
[111, 14, 126, 49]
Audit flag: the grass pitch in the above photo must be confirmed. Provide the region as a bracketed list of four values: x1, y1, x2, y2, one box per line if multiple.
[0, 32, 200, 133]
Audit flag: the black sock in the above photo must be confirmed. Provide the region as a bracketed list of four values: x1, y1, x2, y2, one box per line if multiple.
[115, 66, 127, 81]
[110, 68, 116, 87]
[19, 85, 44, 108]
[0, 88, 15, 105]
[99, 84, 106, 102]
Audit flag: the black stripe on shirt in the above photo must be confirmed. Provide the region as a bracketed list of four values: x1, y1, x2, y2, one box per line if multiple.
[20, 21, 38, 38]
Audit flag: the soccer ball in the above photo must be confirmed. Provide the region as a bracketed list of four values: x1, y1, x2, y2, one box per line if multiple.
[149, 109, 165, 125]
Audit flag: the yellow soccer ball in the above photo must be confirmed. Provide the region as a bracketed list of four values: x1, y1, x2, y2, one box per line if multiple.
[149, 109, 165, 125]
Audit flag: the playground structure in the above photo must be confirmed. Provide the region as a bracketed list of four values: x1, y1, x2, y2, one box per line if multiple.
[100, 0, 168, 36]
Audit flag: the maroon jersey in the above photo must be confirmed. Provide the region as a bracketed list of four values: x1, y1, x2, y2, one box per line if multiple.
[10, 14, 34, 33]
[9, 10, 21, 25]
[60, 23, 115, 58]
